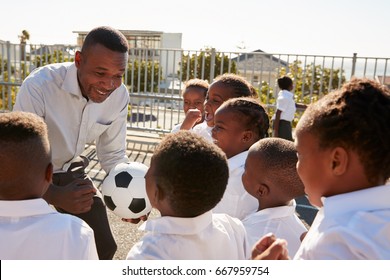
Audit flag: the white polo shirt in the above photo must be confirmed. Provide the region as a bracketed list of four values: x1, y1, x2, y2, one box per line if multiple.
[127, 211, 250, 260]
[192, 121, 213, 142]
[295, 184, 390, 259]
[273, 90, 296, 122]
[212, 151, 258, 220]
[242, 200, 307, 256]
[13, 62, 129, 173]
[0, 198, 98, 260]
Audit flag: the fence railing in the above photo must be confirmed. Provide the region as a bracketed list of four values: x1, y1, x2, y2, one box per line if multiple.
[1, 41, 389, 134]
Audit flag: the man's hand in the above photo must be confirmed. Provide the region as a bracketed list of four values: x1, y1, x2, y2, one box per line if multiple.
[121, 213, 149, 224]
[44, 178, 96, 214]
[251, 233, 290, 260]
[180, 109, 202, 130]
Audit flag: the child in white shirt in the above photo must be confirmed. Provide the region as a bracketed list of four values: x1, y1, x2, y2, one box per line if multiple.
[171, 79, 208, 133]
[127, 131, 250, 260]
[242, 138, 307, 256]
[253, 78, 390, 260]
[212, 97, 270, 220]
[272, 76, 306, 141]
[0, 112, 98, 260]
[193, 73, 257, 142]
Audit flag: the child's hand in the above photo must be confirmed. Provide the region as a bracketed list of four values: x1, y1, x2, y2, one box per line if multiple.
[180, 109, 202, 130]
[251, 233, 289, 260]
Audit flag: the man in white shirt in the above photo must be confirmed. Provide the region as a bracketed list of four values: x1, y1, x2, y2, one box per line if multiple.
[13, 26, 130, 259]
[0, 112, 98, 260]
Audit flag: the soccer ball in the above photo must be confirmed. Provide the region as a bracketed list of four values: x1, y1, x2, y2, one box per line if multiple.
[101, 162, 152, 219]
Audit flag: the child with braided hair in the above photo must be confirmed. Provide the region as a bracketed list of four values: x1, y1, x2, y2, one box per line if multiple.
[193, 73, 257, 142]
[211, 97, 270, 220]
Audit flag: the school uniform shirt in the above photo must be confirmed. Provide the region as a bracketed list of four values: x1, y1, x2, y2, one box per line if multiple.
[212, 151, 258, 220]
[171, 122, 182, 133]
[192, 120, 213, 142]
[126, 211, 250, 260]
[13, 62, 129, 173]
[272, 90, 296, 122]
[242, 200, 307, 256]
[0, 198, 98, 260]
[294, 184, 390, 260]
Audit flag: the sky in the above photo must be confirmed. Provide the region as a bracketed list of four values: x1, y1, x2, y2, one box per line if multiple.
[1, 0, 389, 58]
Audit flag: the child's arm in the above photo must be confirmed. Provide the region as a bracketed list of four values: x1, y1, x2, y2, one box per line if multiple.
[296, 102, 307, 110]
[273, 110, 282, 137]
[180, 108, 202, 130]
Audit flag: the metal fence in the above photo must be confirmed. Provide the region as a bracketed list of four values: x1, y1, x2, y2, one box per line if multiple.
[1, 41, 389, 135]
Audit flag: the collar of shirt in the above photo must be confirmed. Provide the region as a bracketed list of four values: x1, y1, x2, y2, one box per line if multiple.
[140, 210, 213, 235]
[0, 198, 56, 218]
[62, 63, 83, 99]
[322, 184, 390, 218]
[242, 200, 296, 224]
[228, 151, 248, 171]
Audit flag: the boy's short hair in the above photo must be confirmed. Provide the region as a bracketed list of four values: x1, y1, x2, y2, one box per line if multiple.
[0, 112, 50, 196]
[219, 97, 270, 140]
[152, 130, 229, 217]
[183, 79, 209, 97]
[277, 76, 293, 90]
[213, 73, 257, 98]
[82, 26, 129, 53]
[250, 138, 304, 198]
[296, 78, 390, 184]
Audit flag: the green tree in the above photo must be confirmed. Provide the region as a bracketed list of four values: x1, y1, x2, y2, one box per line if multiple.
[33, 50, 74, 68]
[279, 60, 346, 103]
[261, 60, 346, 129]
[126, 60, 161, 92]
[179, 49, 237, 81]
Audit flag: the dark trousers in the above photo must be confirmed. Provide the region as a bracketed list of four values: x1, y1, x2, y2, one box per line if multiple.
[52, 157, 117, 260]
[274, 119, 293, 141]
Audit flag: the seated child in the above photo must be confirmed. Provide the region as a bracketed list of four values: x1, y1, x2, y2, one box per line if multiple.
[211, 97, 270, 220]
[126, 130, 250, 260]
[0, 111, 98, 260]
[171, 78, 208, 132]
[241, 137, 307, 256]
[193, 73, 257, 142]
[253, 78, 390, 260]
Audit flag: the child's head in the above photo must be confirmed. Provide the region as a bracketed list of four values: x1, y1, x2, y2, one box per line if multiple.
[212, 97, 269, 159]
[0, 111, 52, 200]
[145, 130, 229, 217]
[204, 73, 256, 127]
[295, 78, 390, 207]
[182, 78, 209, 124]
[277, 76, 293, 91]
[242, 138, 304, 210]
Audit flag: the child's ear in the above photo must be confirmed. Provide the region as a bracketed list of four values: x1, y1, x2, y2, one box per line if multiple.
[242, 130, 254, 143]
[330, 147, 348, 176]
[45, 163, 53, 183]
[256, 184, 269, 198]
[155, 183, 165, 202]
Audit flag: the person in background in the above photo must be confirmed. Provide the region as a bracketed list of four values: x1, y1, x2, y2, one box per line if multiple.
[242, 137, 307, 256]
[272, 76, 306, 141]
[211, 97, 269, 220]
[171, 78, 208, 133]
[0, 111, 98, 260]
[127, 131, 250, 259]
[13, 26, 136, 259]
